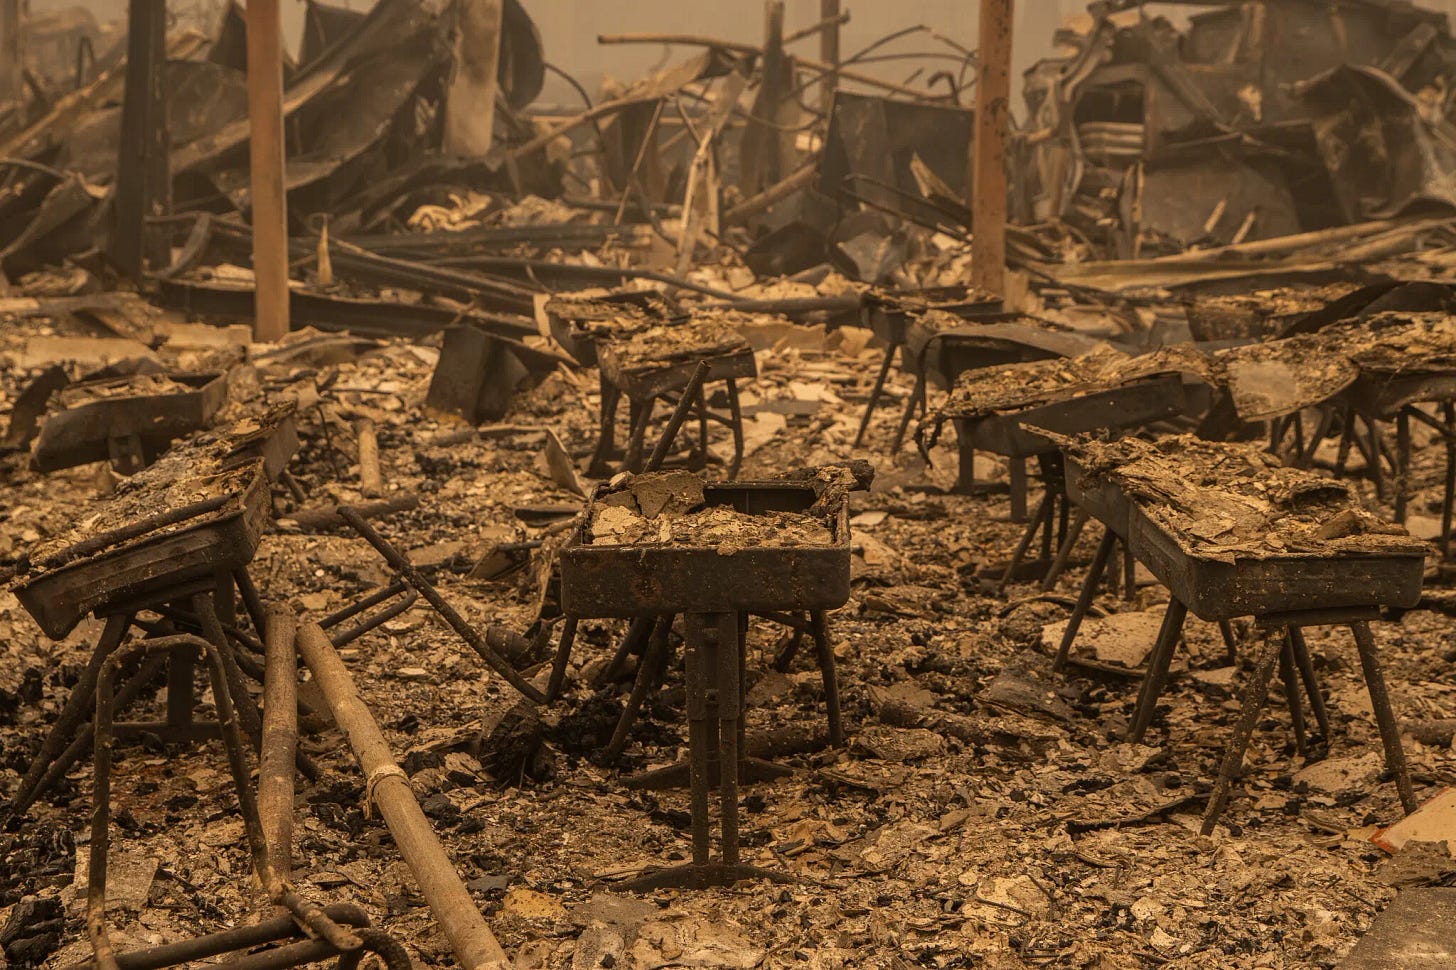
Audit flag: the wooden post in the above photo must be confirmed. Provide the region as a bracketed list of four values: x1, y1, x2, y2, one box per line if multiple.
[0, 0, 20, 106]
[247, 0, 290, 342]
[444, 0, 504, 157]
[819, 0, 840, 117]
[113, 0, 169, 281]
[971, 0, 1013, 297]
[742, 1, 797, 196]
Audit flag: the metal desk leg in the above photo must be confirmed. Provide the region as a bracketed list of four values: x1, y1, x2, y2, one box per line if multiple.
[890, 373, 925, 456]
[1444, 401, 1456, 560]
[1127, 598, 1187, 743]
[1365, 415, 1387, 500]
[1052, 528, 1117, 673]
[694, 383, 710, 469]
[546, 617, 578, 702]
[1349, 621, 1417, 815]
[809, 611, 843, 747]
[1041, 508, 1089, 591]
[625, 397, 655, 473]
[998, 487, 1054, 592]
[1334, 399, 1357, 476]
[607, 615, 673, 757]
[855, 342, 899, 448]
[621, 612, 789, 891]
[1202, 631, 1284, 835]
[1008, 457, 1028, 523]
[1218, 621, 1239, 665]
[1278, 638, 1308, 757]
[588, 375, 622, 478]
[726, 379, 744, 480]
[1122, 539, 1137, 601]
[1396, 408, 1412, 524]
[1287, 626, 1329, 739]
[954, 423, 977, 496]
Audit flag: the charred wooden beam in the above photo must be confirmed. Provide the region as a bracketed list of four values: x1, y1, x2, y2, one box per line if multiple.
[971, 0, 1013, 297]
[112, 0, 169, 280]
[246, 0, 290, 341]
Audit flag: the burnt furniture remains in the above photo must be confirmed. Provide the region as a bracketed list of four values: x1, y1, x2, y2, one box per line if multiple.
[923, 348, 1191, 587]
[1051, 434, 1425, 834]
[561, 475, 851, 890]
[31, 370, 231, 474]
[588, 315, 757, 478]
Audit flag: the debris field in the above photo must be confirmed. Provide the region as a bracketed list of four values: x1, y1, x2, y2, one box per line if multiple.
[8, 2, 1456, 970]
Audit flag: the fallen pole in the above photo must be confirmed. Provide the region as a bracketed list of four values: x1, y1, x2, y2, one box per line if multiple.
[259, 605, 298, 886]
[295, 620, 510, 970]
[260, 607, 361, 954]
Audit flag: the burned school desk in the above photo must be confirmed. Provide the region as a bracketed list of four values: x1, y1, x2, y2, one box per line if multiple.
[854, 286, 1001, 447]
[588, 316, 757, 478]
[884, 312, 1104, 458]
[31, 370, 231, 474]
[1052, 434, 1425, 834]
[561, 478, 850, 890]
[921, 349, 1190, 587]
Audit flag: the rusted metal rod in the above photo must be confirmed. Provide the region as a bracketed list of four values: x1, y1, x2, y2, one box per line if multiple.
[258, 605, 363, 954]
[645, 359, 712, 473]
[285, 494, 420, 531]
[59, 905, 372, 970]
[337, 506, 545, 703]
[295, 620, 510, 970]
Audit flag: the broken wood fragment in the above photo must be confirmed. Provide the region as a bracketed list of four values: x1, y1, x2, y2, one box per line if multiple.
[356, 419, 383, 498]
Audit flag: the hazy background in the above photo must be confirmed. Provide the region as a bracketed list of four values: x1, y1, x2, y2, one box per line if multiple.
[29, 0, 1456, 108]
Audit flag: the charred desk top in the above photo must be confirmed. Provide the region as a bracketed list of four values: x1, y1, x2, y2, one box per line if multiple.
[1336, 313, 1456, 418]
[596, 315, 758, 399]
[925, 348, 1191, 463]
[1060, 433, 1426, 620]
[12, 406, 295, 638]
[860, 285, 1001, 346]
[905, 311, 1106, 385]
[14, 459, 269, 640]
[31, 370, 231, 473]
[922, 348, 1193, 575]
[561, 472, 850, 617]
[1213, 312, 1456, 422]
[543, 290, 682, 367]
